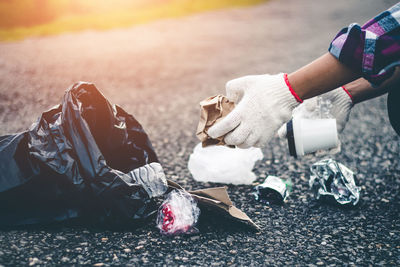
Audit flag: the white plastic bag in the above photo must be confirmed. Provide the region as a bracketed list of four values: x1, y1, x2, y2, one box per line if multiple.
[188, 143, 263, 185]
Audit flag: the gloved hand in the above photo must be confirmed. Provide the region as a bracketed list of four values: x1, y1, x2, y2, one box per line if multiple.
[207, 73, 301, 148]
[277, 86, 353, 138]
[324, 86, 354, 132]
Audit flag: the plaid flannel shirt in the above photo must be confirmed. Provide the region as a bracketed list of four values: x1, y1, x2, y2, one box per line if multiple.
[329, 3, 400, 86]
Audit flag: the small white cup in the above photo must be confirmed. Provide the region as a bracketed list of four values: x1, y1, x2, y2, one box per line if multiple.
[287, 118, 339, 157]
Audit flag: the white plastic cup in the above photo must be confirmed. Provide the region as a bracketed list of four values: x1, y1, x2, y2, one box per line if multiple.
[287, 118, 339, 157]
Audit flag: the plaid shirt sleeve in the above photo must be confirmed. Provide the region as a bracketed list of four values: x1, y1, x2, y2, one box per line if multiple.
[329, 3, 400, 86]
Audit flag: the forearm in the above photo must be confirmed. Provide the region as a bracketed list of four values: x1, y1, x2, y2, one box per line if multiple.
[344, 67, 400, 104]
[344, 79, 386, 104]
[288, 53, 361, 100]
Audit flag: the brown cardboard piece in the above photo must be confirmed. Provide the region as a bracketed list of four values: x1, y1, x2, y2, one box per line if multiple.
[167, 180, 260, 230]
[196, 95, 235, 147]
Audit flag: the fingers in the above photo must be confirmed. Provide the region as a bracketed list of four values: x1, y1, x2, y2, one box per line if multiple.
[254, 131, 274, 148]
[327, 98, 352, 133]
[225, 76, 251, 103]
[334, 111, 350, 133]
[277, 124, 287, 139]
[207, 107, 241, 139]
[224, 123, 251, 146]
[237, 133, 259, 149]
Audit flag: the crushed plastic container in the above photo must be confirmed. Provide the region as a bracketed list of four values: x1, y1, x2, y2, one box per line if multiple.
[309, 159, 360, 206]
[156, 190, 200, 235]
[253, 176, 292, 204]
[293, 96, 333, 119]
[187, 143, 263, 185]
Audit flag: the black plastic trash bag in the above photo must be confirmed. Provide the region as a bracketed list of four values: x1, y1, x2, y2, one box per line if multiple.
[0, 82, 168, 226]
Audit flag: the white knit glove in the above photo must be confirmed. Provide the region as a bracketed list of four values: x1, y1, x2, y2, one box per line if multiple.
[207, 73, 301, 148]
[278, 86, 353, 138]
[325, 87, 354, 132]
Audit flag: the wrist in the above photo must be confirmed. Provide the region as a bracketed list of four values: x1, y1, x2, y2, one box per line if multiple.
[343, 78, 390, 104]
[260, 73, 300, 110]
[284, 73, 303, 103]
[330, 86, 354, 109]
[341, 86, 354, 104]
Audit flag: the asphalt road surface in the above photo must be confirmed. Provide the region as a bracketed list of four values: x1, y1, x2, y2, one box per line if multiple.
[0, 0, 399, 265]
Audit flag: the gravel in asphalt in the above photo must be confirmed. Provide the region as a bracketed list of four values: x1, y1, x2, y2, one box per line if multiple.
[0, 0, 399, 265]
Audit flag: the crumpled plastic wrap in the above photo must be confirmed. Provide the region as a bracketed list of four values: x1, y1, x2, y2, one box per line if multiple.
[0, 82, 168, 226]
[188, 142, 263, 185]
[156, 190, 200, 235]
[292, 96, 333, 119]
[196, 95, 235, 147]
[309, 159, 360, 206]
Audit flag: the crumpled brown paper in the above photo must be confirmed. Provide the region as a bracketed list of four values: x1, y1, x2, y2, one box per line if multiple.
[196, 95, 235, 147]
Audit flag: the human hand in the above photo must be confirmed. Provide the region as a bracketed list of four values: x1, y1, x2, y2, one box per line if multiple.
[278, 86, 353, 138]
[322, 86, 354, 132]
[207, 73, 301, 148]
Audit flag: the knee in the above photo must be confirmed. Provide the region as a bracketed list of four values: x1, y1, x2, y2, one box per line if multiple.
[387, 83, 400, 136]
